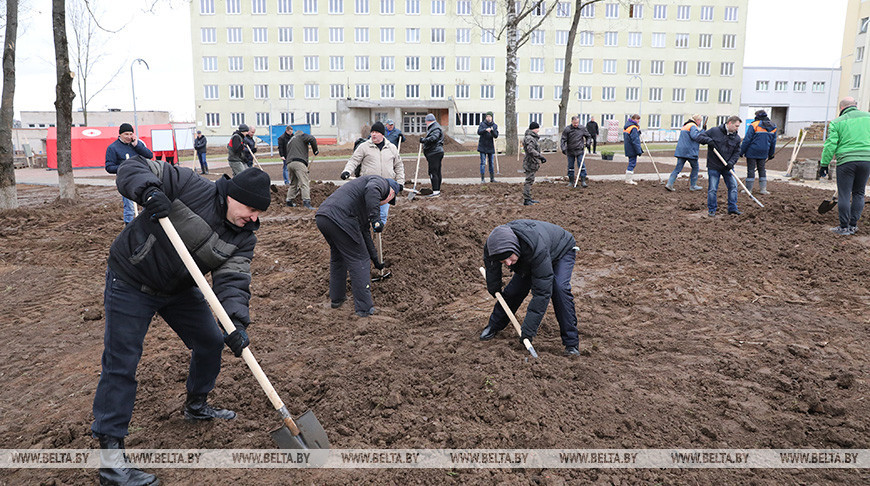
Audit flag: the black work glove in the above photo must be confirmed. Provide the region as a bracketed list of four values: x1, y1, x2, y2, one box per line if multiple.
[520, 334, 533, 345]
[313, 150, 319, 156]
[223, 321, 249, 358]
[487, 284, 501, 298]
[540, 157, 547, 164]
[373, 258, 385, 270]
[724, 162, 735, 172]
[143, 189, 171, 220]
[818, 166, 828, 179]
[372, 220, 384, 233]
[767, 155, 774, 161]
[340, 171, 350, 180]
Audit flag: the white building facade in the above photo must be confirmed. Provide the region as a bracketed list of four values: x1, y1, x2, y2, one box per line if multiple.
[839, 0, 869, 110]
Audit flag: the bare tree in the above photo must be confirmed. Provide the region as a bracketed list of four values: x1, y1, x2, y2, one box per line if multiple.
[54, 0, 77, 200]
[0, 0, 18, 209]
[557, 0, 603, 131]
[68, 0, 124, 126]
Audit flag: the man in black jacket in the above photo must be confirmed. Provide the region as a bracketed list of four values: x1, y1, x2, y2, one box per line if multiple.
[421, 113, 444, 197]
[585, 116, 599, 154]
[704, 115, 743, 216]
[91, 157, 271, 486]
[227, 124, 250, 176]
[480, 220, 580, 356]
[243, 127, 258, 169]
[277, 125, 294, 185]
[194, 130, 208, 174]
[561, 116, 591, 188]
[315, 175, 400, 317]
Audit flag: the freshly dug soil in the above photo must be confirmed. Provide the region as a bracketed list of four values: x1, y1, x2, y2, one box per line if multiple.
[1, 179, 868, 485]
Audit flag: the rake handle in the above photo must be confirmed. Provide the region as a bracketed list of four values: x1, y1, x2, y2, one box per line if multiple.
[712, 148, 765, 208]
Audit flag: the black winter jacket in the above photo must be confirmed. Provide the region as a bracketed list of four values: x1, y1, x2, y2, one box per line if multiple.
[561, 124, 590, 156]
[277, 131, 292, 160]
[586, 120, 599, 137]
[193, 135, 207, 154]
[704, 124, 742, 171]
[476, 120, 499, 154]
[421, 121, 444, 157]
[483, 220, 576, 340]
[315, 175, 392, 262]
[109, 155, 259, 326]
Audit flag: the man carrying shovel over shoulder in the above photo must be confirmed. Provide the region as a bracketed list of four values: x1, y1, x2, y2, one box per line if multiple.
[480, 220, 581, 356]
[91, 156, 272, 486]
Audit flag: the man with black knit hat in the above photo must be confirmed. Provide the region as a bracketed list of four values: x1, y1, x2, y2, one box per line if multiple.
[522, 121, 546, 205]
[481, 219, 580, 356]
[341, 121, 404, 225]
[316, 175, 400, 317]
[739, 109, 777, 194]
[227, 123, 250, 176]
[106, 123, 154, 224]
[91, 156, 271, 486]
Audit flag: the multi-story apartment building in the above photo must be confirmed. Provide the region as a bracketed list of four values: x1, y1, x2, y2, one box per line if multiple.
[839, 0, 869, 110]
[740, 67, 840, 136]
[190, 0, 747, 143]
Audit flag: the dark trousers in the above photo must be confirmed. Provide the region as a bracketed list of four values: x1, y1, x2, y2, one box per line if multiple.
[566, 154, 586, 179]
[746, 157, 767, 182]
[486, 250, 579, 347]
[92, 269, 224, 438]
[836, 161, 870, 228]
[197, 152, 208, 173]
[587, 137, 597, 153]
[426, 152, 444, 192]
[315, 215, 374, 313]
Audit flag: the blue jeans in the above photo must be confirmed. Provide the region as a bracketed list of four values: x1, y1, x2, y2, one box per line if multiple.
[668, 157, 699, 187]
[92, 269, 225, 438]
[566, 154, 586, 178]
[379, 202, 390, 225]
[282, 159, 290, 185]
[122, 197, 135, 224]
[626, 156, 638, 172]
[707, 168, 739, 214]
[197, 152, 208, 173]
[486, 250, 579, 347]
[835, 161, 870, 228]
[479, 152, 495, 178]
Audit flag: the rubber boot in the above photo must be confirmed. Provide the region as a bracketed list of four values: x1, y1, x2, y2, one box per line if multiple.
[580, 176, 588, 188]
[625, 170, 637, 185]
[183, 393, 236, 421]
[567, 171, 575, 186]
[97, 435, 159, 486]
[302, 199, 315, 210]
[745, 179, 755, 193]
[758, 179, 770, 195]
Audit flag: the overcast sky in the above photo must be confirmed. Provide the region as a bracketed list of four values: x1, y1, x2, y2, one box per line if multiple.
[6, 0, 850, 122]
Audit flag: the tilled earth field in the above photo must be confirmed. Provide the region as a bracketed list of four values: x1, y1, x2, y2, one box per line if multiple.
[0, 177, 868, 485]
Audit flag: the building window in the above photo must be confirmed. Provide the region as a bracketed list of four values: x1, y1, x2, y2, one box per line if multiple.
[254, 84, 269, 99]
[530, 57, 544, 73]
[721, 62, 734, 77]
[406, 28, 420, 43]
[329, 56, 344, 71]
[653, 4, 666, 19]
[648, 114, 660, 129]
[431, 56, 445, 71]
[227, 0, 241, 14]
[303, 27, 318, 43]
[406, 84, 420, 98]
[351, 84, 368, 98]
[650, 60, 664, 75]
[280, 84, 294, 99]
[203, 56, 218, 72]
[793, 81, 806, 92]
[456, 0, 471, 15]
[605, 3, 618, 18]
[205, 113, 219, 127]
[380, 0, 393, 13]
[355, 27, 369, 43]
[331, 112, 337, 127]
[699, 33, 712, 49]
[628, 3, 642, 18]
[480, 57, 495, 72]
[722, 34, 736, 49]
[577, 3, 594, 17]
[554, 1, 569, 16]
[227, 56, 242, 71]
[481, 85, 494, 99]
[716, 115, 728, 125]
[203, 85, 218, 100]
[456, 56, 470, 71]
[431, 84, 445, 99]
[306, 112, 320, 126]
[531, 30, 545, 45]
[700, 5, 713, 21]
[626, 86, 639, 102]
[672, 88, 685, 102]
[455, 84, 469, 99]
[256, 112, 270, 126]
[380, 27, 394, 43]
[604, 31, 618, 47]
[697, 61, 710, 76]
[649, 87, 662, 102]
[482, 0, 496, 15]
[380, 56, 394, 71]
[530, 85, 543, 100]
[601, 114, 615, 123]
[431, 0, 445, 14]
[329, 84, 344, 99]
[695, 88, 708, 103]
[718, 89, 732, 103]
[355, 56, 370, 71]
[280, 112, 294, 125]
[577, 58, 592, 74]
[432, 28, 445, 43]
[227, 27, 242, 43]
[406, 0, 419, 14]
[853, 74, 862, 89]
[279, 27, 293, 43]
[602, 59, 617, 74]
[252, 0, 266, 14]
[651, 32, 665, 48]
[304, 83, 319, 99]
[201, 27, 216, 43]
[529, 113, 542, 125]
[602, 86, 615, 101]
[200, 0, 215, 14]
[676, 5, 689, 20]
[861, 17, 870, 34]
[554, 86, 562, 99]
[481, 29, 495, 44]
[278, 0, 292, 13]
[356, 0, 369, 13]
[674, 61, 687, 76]
[724, 6, 738, 21]
[328, 27, 343, 43]
[578, 30, 593, 46]
[252, 27, 267, 43]
[627, 32, 641, 47]
[578, 86, 591, 101]
[328, 0, 343, 13]
[303, 56, 318, 71]
[303, 0, 317, 13]
[555, 30, 568, 45]
[279, 56, 293, 71]
[231, 112, 245, 126]
[857, 46, 865, 62]
[670, 115, 683, 129]
[381, 84, 395, 98]
[626, 59, 640, 75]
[675, 33, 689, 48]
[456, 28, 470, 43]
[554, 58, 565, 73]
[775, 81, 788, 92]
[405, 56, 419, 71]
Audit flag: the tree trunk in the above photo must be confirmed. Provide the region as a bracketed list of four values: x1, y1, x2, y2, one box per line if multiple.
[53, 0, 77, 200]
[0, 0, 19, 209]
[503, 4, 518, 156]
[558, 0, 586, 132]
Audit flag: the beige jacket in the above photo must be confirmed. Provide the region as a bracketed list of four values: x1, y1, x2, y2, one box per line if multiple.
[342, 139, 405, 185]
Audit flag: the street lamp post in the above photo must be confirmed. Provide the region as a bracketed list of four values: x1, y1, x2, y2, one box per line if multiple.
[823, 54, 852, 141]
[130, 59, 150, 134]
[630, 74, 643, 118]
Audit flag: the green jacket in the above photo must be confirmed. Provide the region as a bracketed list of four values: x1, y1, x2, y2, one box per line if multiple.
[821, 106, 870, 167]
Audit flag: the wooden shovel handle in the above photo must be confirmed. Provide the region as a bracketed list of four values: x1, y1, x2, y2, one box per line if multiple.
[158, 217, 299, 433]
[478, 267, 536, 356]
[245, 145, 264, 171]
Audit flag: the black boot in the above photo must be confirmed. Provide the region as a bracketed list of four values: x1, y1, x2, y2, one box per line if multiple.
[286, 200, 296, 207]
[580, 176, 588, 188]
[302, 199, 315, 210]
[97, 435, 159, 486]
[183, 393, 236, 421]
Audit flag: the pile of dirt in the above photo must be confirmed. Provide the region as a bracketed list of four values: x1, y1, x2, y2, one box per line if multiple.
[0, 180, 868, 484]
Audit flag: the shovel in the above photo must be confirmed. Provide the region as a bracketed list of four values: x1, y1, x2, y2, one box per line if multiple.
[408, 143, 424, 201]
[712, 148, 764, 208]
[371, 233, 392, 282]
[818, 189, 838, 214]
[573, 147, 589, 188]
[478, 267, 539, 359]
[246, 145, 279, 194]
[158, 217, 330, 449]
[640, 138, 663, 183]
[494, 149, 501, 176]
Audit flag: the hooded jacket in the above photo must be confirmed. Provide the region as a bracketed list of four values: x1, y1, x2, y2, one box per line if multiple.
[522, 129, 545, 172]
[421, 121, 444, 157]
[674, 120, 711, 160]
[560, 123, 590, 155]
[704, 124, 742, 171]
[108, 155, 259, 326]
[623, 119, 643, 157]
[483, 220, 576, 340]
[343, 138, 405, 185]
[477, 120, 499, 154]
[739, 117, 777, 159]
[821, 106, 870, 168]
[315, 175, 392, 262]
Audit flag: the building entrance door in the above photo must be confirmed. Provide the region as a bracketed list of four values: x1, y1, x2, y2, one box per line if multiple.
[403, 112, 428, 134]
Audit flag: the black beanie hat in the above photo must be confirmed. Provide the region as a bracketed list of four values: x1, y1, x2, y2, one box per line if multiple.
[529, 121, 540, 130]
[119, 123, 134, 134]
[227, 168, 272, 211]
[371, 121, 386, 136]
[754, 110, 768, 119]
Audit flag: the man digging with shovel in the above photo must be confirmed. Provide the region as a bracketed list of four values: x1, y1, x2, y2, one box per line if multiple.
[480, 220, 581, 356]
[91, 156, 272, 486]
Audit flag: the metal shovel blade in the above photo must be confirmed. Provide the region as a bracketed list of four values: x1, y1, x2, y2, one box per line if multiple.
[269, 410, 331, 449]
[372, 269, 392, 282]
[818, 198, 837, 214]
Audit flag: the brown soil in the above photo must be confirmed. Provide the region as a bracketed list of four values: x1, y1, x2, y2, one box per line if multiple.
[1, 179, 868, 485]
